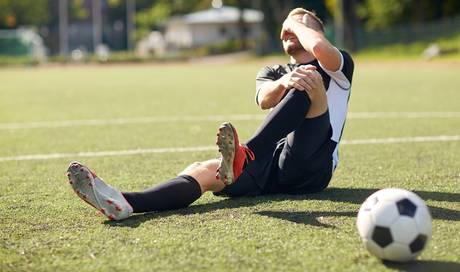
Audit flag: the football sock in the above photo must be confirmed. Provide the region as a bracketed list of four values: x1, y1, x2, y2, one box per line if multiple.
[246, 89, 311, 158]
[122, 175, 202, 213]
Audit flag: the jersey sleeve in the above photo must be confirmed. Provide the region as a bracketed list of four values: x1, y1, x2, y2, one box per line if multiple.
[318, 50, 354, 90]
[255, 66, 278, 105]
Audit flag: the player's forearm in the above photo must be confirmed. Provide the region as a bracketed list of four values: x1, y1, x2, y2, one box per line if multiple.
[291, 21, 324, 52]
[257, 80, 287, 110]
[291, 22, 341, 71]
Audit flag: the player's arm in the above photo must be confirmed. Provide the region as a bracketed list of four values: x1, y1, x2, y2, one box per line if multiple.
[257, 65, 316, 110]
[281, 16, 341, 72]
[257, 78, 288, 110]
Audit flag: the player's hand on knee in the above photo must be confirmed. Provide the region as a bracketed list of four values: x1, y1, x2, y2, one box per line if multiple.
[304, 70, 325, 100]
[281, 65, 317, 91]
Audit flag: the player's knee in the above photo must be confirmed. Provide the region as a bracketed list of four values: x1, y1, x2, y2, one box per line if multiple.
[179, 161, 203, 176]
[200, 159, 220, 171]
[190, 161, 202, 168]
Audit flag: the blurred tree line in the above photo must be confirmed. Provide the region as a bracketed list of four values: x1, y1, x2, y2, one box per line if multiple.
[1, 0, 460, 51]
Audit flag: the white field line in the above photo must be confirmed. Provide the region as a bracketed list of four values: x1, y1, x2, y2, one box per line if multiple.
[1, 112, 459, 130]
[0, 135, 458, 162]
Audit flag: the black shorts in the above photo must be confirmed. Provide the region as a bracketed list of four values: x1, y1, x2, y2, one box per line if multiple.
[214, 111, 336, 198]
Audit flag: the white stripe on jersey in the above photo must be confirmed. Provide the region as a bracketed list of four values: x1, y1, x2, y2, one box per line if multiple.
[319, 51, 352, 171]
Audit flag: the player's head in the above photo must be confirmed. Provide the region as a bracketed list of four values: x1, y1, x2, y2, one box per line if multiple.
[282, 8, 324, 56]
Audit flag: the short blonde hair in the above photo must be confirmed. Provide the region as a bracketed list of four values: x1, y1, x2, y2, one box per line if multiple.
[288, 8, 324, 32]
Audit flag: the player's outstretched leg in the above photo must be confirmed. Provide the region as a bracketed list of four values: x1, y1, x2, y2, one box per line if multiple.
[67, 162, 133, 220]
[216, 122, 255, 185]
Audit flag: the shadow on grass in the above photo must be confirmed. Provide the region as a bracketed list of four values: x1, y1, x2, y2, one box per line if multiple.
[255, 210, 355, 228]
[105, 187, 459, 228]
[383, 259, 460, 272]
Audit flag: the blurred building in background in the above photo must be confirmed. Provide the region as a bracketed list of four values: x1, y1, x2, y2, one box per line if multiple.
[164, 6, 263, 49]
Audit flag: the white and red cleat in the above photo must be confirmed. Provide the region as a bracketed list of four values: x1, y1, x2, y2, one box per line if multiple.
[216, 122, 255, 185]
[67, 162, 133, 220]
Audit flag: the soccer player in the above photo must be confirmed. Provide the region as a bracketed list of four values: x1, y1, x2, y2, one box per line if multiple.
[67, 8, 354, 220]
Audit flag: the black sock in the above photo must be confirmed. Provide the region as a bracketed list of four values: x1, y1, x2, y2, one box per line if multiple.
[246, 89, 311, 158]
[122, 175, 202, 213]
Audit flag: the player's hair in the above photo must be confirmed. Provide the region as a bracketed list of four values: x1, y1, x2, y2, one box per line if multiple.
[288, 7, 324, 32]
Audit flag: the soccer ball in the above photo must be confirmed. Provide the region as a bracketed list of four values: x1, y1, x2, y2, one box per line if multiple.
[356, 188, 432, 262]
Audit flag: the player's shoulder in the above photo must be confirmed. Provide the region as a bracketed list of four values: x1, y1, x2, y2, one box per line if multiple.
[257, 64, 288, 77]
[337, 49, 354, 81]
[338, 49, 354, 68]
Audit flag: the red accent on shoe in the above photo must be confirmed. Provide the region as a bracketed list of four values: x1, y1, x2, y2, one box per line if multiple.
[106, 200, 113, 204]
[100, 208, 106, 215]
[108, 215, 114, 220]
[89, 170, 97, 178]
[230, 126, 255, 181]
[115, 205, 122, 211]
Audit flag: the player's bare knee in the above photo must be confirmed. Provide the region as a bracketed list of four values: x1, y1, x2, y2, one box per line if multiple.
[305, 91, 328, 118]
[178, 161, 203, 176]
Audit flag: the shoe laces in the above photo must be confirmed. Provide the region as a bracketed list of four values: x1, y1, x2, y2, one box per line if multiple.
[240, 145, 255, 162]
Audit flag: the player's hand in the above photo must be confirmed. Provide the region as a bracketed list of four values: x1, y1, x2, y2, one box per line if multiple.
[280, 65, 317, 91]
[280, 16, 298, 40]
[303, 70, 326, 100]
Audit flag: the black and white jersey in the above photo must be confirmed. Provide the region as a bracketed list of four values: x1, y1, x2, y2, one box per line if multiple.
[255, 50, 354, 171]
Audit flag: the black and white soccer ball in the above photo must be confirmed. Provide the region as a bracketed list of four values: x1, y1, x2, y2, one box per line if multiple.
[356, 188, 432, 262]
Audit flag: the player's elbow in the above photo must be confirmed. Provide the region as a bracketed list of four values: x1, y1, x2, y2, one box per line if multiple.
[258, 95, 273, 110]
[311, 40, 328, 58]
[260, 102, 271, 110]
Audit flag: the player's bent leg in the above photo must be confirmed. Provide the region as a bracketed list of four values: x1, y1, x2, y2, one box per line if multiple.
[179, 159, 225, 193]
[67, 162, 133, 221]
[304, 80, 328, 118]
[246, 90, 311, 159]
[277, 111, 335, 191]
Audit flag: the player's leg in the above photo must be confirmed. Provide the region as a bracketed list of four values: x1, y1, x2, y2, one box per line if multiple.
[67, 159, 225, 220]
[122, 159, 227, 213]
[276, 81, 333, 191]
[245, 89, 312, 159]
[216, 89, 312, 185]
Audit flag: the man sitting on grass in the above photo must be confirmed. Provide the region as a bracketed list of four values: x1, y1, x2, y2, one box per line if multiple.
[67, 7, 354, 220]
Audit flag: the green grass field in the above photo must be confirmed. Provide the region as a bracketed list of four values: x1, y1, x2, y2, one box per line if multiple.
[0, 59, 459, 272]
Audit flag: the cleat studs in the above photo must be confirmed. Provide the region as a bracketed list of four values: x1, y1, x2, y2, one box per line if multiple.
[115, 206, 122, 211]
[106, 199, 113, 204]
[108, 215, 114, 220]
[100, 208, 106, 215]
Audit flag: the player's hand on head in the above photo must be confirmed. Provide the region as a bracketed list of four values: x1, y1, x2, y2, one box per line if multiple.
[280, 16, 298, 40]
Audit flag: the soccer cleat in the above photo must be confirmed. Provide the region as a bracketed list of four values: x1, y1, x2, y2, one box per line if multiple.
[216, 122, 255, 185]
[66, 162, 133, 221]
